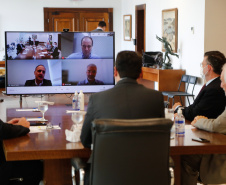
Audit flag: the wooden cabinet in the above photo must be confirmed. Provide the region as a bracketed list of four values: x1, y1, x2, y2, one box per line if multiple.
[138, 67, 186, 106]
[0, 61, 5, 67]
[44, 8, 113, 32]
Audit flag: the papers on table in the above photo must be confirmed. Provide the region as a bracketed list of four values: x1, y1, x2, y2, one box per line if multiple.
[35, 101, 54, 105]
[66, 110, 86, 114]
[16, 108, 39, 112]
[29, 125, 61, 133]
[26, 118, 48, 122]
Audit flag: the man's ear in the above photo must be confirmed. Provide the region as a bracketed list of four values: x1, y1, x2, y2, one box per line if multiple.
[138, 70, 143, 79]
[114, 66, 118, 77]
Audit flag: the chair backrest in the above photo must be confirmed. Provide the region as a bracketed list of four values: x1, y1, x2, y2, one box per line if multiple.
[178, 75, 189, 91]
[188, 75, 198, 94]
[178, 75, 197, 94]
[90, 118, 173, 185]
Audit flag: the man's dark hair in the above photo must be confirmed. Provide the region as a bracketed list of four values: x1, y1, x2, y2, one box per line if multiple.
[116, 51, 142, 79]
[204, 51, 226, 75]
[98, 21, 106, 28]
[81, 36, 93, 46]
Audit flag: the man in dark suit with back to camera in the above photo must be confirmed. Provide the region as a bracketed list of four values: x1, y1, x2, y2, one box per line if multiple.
[92, 21, 106, 32]
[80, 50, 165, 185]
[173, 51, 226, 121]
[0, 117, 43, 185]
[25, 65, 52, 86]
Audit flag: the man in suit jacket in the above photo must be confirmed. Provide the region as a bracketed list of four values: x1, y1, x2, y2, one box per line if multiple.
[25, 65, 52, 86]
[91, 21, 106, 32]
[0, 117, 43, 184]
[80, 51, 165, 184]
[173, 51, 226, 121]
[181, 62, 226, 185]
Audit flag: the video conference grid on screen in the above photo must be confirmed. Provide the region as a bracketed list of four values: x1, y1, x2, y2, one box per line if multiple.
[5, 31, 115, 95]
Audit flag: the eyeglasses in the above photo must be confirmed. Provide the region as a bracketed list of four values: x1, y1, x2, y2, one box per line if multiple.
[200, 63, 212, 68]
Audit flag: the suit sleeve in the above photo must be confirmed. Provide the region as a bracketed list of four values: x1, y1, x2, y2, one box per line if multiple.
[194, 109, 226, 134]
[183, 87, 225, 121]
[0, 120, 30, 140]
[80, 95, 94, 148]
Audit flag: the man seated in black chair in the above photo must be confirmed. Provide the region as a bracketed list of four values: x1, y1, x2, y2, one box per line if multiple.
[25, 65, 52, 86]
[173, 51, 226, 121]
[80, 50, 165, 185]
[0, 117, 43, 185]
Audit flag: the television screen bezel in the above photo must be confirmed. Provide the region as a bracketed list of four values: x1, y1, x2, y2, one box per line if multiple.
[5, 31, 115, 95]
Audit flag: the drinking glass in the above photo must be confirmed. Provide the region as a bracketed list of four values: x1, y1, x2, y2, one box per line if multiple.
[38, 103, 48, 121]
[71, 112, 83, 131]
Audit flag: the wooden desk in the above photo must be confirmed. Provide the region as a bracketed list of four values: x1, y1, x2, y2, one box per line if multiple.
[0, 61, 5, 67]
[2, 95, 226, 185]
[2, 94, 91, 185]
[170, 125, 226, 185]
[139, 67, 186, 106]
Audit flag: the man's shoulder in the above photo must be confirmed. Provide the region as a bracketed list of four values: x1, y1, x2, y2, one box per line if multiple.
[95, 79, 104, 85]
[90, 53, 100, 59]
[25, 79, 35, 86]
[92, 28, 103, 32]
[67, 52, 82, 59]
[78, 80, 86, 85]
[43, 79, 52, 86]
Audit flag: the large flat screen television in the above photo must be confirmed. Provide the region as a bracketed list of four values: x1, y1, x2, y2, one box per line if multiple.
[5, 31, 115, 95]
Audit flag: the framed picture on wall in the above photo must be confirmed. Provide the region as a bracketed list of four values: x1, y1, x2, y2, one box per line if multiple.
[162, 8, 178, 52]
[123, 15, 132, 41]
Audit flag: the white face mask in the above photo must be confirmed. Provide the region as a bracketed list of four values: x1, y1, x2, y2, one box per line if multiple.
[200, 65, 208, 78]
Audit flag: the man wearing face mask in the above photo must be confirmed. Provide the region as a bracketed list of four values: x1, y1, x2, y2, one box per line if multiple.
[173, 51, 226, 121]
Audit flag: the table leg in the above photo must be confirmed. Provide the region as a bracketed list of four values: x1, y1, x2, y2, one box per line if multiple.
[171, 155, 181, 185]
[43, 159, 72, 185]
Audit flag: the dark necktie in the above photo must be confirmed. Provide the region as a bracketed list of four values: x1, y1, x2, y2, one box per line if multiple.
[198, 84, 206, 96]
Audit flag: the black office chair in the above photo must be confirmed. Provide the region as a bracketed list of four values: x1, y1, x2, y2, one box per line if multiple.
[71, 118, 174, 185]
[162, 75, 197, 106]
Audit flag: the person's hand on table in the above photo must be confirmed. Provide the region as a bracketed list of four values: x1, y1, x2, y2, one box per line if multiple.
[173, 102, 182, 111]
[191, 116, 208, 126]
[8, 118, 20, 124]
[8, 117, 30, 128]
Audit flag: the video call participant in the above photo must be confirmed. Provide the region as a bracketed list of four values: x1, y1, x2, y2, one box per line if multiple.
[80, 50, 165, 185]
[0, 117, 43, 185]
[67, 36, 100, 59]
[173, 51, 226, 121]
[92, 21, 106, 32]
[77, 64, 104, 85]
[25, 65, 52, 86]
[16, 41, 25, 55]
[181, 63, 226, 185]
[50, 42, 59, 59]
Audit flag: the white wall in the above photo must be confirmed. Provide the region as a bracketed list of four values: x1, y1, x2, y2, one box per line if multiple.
[205, 0, 226, 54]
[0, 0, 122, 60]
[121, 0, 206, 96]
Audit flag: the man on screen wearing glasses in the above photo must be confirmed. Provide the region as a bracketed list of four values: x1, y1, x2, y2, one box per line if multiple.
[25, 65, 52, 86]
